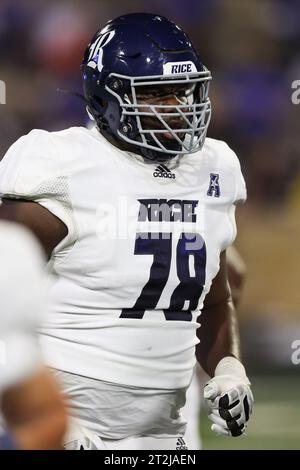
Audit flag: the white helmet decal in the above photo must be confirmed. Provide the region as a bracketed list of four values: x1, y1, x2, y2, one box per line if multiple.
[87, 30, 115, 72]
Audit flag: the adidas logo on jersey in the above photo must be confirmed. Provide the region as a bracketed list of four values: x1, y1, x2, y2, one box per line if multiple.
[176, 437, 188, 450]
[153, 164, 175, 179]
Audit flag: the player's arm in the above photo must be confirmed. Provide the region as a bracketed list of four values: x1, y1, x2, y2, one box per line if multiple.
[1, 368, 67, 450]
[227, 245, 246, 308]
[196, 250, 253, 437]
[0, 199, 67, 258]
[196, 250, 239, 375]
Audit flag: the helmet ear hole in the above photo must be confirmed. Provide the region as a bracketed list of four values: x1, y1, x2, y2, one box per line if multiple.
[103, 101, 122, 133]
[94, 95, 107, 108]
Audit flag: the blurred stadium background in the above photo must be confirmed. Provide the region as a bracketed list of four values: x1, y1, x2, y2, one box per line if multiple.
[0, 0, 299, 449]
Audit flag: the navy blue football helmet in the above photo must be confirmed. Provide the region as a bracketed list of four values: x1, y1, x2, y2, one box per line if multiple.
[81, 13, 212, 161]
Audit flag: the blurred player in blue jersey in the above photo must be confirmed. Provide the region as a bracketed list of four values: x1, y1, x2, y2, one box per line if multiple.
[0, 220, 67, 449]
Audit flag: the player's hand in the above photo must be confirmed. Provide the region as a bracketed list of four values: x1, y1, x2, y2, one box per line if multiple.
[204, 356, 254, 437]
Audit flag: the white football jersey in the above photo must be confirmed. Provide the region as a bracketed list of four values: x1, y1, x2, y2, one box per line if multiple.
[0, 127, 246, 389]
[0, 221, 44, 391]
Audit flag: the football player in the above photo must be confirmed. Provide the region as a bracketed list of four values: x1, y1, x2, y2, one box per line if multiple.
[0, 220, 67, 449]
[0, 13, 253, 449]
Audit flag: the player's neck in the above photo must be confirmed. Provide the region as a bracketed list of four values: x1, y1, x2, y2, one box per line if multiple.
[98, 128, 177, 165]
[99, 129, 141, 156]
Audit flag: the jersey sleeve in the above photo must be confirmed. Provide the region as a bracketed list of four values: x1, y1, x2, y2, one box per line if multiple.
[0, 223, 46, 390]
[233, 151, 247, 205]
[0, 129, 77, 250]
[221, 142, 247, 250]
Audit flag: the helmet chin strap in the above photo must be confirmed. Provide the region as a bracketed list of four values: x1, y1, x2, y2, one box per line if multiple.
[115, 128, 184, 162]
[139, 143, 179, 163]
[138, 132, 183, 162]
